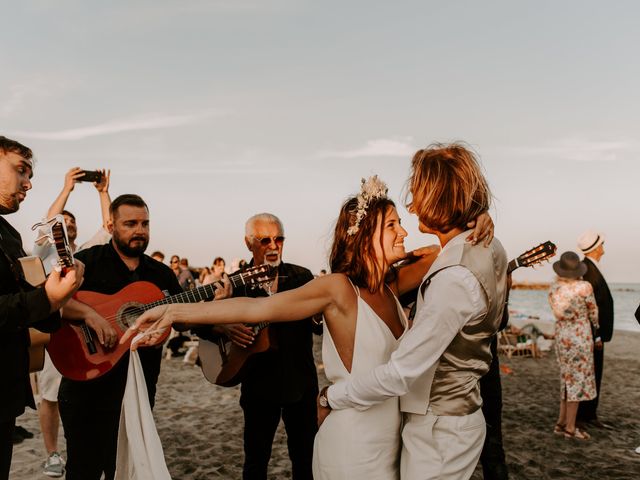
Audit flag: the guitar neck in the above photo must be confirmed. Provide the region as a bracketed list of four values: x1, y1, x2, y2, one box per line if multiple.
[141, 271, 253, 310]
[507, 258, 519, 275]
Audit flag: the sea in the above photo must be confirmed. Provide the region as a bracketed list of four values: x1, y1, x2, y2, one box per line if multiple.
[509, 283, 640, 333]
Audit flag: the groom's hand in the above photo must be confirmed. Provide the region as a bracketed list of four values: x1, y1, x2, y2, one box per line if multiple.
[317, 395, 331, 427]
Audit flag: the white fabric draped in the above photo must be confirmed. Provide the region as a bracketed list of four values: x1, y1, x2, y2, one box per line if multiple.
[115, 348, 171, 480]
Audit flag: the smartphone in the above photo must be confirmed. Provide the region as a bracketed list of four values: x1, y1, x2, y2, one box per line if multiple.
[78, 170, 102, 183]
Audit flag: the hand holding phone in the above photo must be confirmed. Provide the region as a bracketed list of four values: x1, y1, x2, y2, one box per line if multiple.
[78, 170, 103, 183]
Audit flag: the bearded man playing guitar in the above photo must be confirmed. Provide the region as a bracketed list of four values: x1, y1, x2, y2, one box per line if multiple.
[56, 194, 183, 480]
[195, 213, 320, 480]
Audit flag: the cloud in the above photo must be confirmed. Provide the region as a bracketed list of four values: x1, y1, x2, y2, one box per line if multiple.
[317, 137, 416, 159]
[5, 110, 225, 141]
[506, 137, 638, 163]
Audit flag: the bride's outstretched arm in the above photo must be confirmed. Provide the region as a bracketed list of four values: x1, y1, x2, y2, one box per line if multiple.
[121, 274, 339, 349]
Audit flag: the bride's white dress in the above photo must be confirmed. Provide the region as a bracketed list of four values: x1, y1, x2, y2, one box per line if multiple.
[312, 283, 407, 479]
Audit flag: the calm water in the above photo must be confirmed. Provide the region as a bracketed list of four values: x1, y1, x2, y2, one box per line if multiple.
[509, 283, 640, 332]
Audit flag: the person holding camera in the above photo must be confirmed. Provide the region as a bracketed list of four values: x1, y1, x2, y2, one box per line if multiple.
[32, 167, 112, 477]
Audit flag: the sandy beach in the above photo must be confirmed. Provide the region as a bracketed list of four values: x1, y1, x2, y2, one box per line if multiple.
[10, 330, 640, 479]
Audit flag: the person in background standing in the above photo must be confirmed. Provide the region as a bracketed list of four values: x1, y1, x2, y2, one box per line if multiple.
[576, 230, 614, 430]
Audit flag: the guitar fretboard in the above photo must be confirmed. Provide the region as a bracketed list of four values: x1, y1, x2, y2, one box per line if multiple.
[141, 270, 267, 311]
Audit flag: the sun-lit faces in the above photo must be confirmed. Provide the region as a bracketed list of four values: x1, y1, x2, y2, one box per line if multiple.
[246, 220, 284, 267]
[0, 152, 33, 214]
[109, 205, 150, 258]
[373, 206, 407, 266]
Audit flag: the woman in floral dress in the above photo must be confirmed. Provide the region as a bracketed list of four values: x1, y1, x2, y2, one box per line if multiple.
[548, 251, 598, 440]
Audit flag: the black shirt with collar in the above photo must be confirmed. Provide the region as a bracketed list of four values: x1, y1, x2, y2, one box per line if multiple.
[58, 240, 181, 411]
[232, 261, 318, 404]
[0, 217, 60, 422]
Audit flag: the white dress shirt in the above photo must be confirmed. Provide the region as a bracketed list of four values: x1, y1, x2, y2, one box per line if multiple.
[328, 235, 488, 411]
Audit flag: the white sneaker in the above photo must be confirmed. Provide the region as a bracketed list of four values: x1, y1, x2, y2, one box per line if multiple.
[43, 451, 65, 477]
[635, 445, 640, 454]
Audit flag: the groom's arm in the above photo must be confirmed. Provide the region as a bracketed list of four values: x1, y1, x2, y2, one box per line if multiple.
[327, 267, 486, 410]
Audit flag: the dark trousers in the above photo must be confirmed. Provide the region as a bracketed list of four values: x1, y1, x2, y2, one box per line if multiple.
[0, 419, 15, 480]
[58, 401, 120, 480]
[577, 343, 604, 422]
[240, 389, 318, 480]
[479, 337, 509, 480]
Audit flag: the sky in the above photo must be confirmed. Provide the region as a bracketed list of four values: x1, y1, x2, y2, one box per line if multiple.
[2, 0, 639, 283]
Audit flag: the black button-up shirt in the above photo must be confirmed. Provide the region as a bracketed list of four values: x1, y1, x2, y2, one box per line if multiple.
[58, 241, 181, 411]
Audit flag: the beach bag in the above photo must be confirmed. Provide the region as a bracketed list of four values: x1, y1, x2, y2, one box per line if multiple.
[115, 349, 171, 480]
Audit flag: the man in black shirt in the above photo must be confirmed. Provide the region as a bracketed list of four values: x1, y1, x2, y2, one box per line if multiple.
[57, 194, 181, 480]
[209, 213, 318, 480]
[0, 136, 83, 480]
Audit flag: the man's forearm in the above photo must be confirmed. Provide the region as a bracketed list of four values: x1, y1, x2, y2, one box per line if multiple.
[47, 189, 72, 218]
[99, 191, 111, 230]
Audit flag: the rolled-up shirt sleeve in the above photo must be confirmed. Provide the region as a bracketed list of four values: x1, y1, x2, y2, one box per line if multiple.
[328, 266, 486, 410]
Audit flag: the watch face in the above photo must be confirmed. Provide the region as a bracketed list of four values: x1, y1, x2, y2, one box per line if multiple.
[319, 395, 328, 408]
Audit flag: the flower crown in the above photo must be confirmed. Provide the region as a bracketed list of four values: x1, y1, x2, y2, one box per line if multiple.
[347, 175, 389, 236]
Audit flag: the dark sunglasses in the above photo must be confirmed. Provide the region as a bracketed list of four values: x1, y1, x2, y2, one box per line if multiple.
[256, 236, 285, 246]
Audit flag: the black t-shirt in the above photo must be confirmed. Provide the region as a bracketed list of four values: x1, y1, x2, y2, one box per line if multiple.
[58, 241, 181, 411]
[233, 262, 319, 404]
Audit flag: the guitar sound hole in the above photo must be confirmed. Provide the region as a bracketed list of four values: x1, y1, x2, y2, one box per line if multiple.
[117, 302, 145, 331]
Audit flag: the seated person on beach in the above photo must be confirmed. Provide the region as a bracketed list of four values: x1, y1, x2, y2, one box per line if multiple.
[123, 168, 494, 480]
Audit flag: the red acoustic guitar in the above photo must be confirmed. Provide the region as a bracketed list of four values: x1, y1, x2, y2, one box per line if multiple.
[47, 264, 275, 381]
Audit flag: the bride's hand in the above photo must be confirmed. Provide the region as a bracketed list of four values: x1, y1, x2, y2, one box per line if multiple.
[466, 211, 494, 246]
[120, 305, 174, 350]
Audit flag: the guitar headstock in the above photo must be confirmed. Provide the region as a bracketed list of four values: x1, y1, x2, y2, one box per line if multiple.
[236, 264, 277, 290]
[32, 214, 74, 270]
[515, 241, 557, 270]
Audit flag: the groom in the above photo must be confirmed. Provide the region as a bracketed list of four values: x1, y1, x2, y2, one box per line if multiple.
[320, 144, 507, 480]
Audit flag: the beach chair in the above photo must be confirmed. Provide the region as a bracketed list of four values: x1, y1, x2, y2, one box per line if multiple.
[497, 331, 538, 358]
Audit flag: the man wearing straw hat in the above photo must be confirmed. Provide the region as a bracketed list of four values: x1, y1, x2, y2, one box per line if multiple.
[576, 230, 614, 429]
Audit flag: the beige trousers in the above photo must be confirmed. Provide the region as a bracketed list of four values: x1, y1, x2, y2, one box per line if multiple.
[400, 408, 485, 480]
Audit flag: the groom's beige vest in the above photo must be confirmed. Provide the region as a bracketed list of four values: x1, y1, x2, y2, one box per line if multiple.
[400, 236, 507, 416]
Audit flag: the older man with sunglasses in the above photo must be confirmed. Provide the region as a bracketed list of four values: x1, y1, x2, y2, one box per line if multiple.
[195, 212, 320, 480]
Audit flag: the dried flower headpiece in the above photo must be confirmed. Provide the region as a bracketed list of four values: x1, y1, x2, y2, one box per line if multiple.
[347, 175, 389, 236]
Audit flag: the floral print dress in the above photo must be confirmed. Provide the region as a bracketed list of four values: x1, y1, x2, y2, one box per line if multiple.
[548, 278, 598, 401]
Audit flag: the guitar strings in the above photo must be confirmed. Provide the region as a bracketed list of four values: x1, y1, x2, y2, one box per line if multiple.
[80, 269, 275, 325]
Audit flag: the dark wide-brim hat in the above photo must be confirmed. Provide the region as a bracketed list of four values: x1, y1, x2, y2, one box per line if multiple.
[553, 251, 587, 279]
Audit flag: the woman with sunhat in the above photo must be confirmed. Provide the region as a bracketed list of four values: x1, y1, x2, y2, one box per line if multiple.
[548, 251, 599, 440]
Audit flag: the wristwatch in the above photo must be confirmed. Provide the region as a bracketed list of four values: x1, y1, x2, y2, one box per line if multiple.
[319, 386, 331, 409]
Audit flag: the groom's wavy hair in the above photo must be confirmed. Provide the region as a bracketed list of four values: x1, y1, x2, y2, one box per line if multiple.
[405, 142, 491, 233]
[330, 196, 398, 293]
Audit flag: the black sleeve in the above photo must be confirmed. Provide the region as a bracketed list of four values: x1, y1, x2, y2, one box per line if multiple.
[0, 288, 58, 333]
[635, 303, 640, 325]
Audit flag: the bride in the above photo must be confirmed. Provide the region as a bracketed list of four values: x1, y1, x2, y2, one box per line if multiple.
[123, 176, 491, 479]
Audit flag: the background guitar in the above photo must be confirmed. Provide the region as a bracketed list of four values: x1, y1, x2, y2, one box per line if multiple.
[47, 264, 275, 381]
[508, 241, 557, 274]
[198, 319, 271, 387]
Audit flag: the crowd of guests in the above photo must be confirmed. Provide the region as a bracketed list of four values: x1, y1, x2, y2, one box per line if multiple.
[0, 133, 632, 480]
